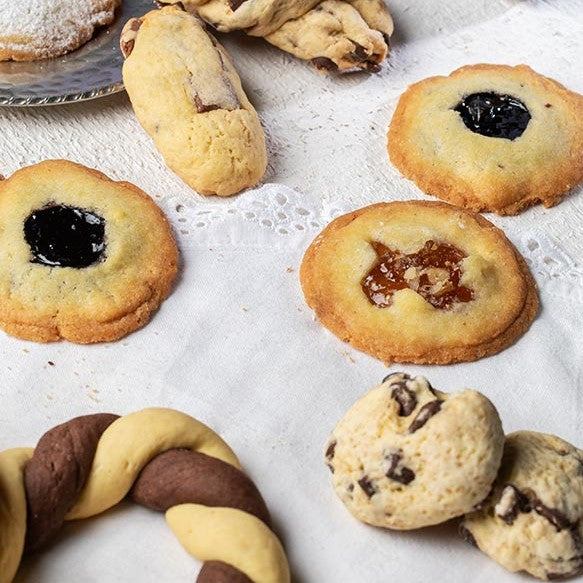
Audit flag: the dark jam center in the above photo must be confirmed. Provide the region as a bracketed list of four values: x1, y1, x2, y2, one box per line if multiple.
[361, 240, 474, 310]
[454, 92, 531, 140]
[24, 205, 105, 268]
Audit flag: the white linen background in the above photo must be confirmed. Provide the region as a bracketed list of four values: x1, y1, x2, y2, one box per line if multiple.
[1, 0, 583, 581]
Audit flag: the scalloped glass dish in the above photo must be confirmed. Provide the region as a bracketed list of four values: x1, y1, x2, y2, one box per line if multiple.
[0, 0, 153, 107]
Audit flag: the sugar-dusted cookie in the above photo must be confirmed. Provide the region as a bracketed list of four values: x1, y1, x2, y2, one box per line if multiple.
[461, 431, 583, 580]
[0, 0, 120, 61]
[325, 373, 504, 529]
[121, 6, 267, 197]
[300, 201, 538, 364]
[387, 64, 583, 215]
[0, 160, 178, 343]
[0, 408, 290, 583]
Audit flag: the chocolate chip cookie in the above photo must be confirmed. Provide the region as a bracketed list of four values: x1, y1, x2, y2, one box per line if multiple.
[300, 201, 538, 364]
[0, 160, 178, 343]
[388, 64, 583, 215]
[121, 6, 267, 197]
[325, 373, 504, 529]
[461, 431, 583, 580]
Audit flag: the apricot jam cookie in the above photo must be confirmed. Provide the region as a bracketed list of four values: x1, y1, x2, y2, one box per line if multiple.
[387, 64, 583, 215]
[0, 160, 178, 343]
[121, 6, 267, 197]
[325, 373, 504, 529]
[0, 0, 120, 61]
[300, 201, 538, 364]
[461, 431, 583, 580]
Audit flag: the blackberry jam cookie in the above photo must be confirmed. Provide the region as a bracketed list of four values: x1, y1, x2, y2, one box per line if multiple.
[325, 373, 504, 529]
[387, 64, 583, 215]
[300, 201, 538, 364]
[461, 431, 583, 580]
[121, 6, 267, 197]
[0, 0, 121, 61]
[0, 160, 178, 343]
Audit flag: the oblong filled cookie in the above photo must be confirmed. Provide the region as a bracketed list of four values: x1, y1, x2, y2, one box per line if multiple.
[325, 373, 505, 529]
[0, 160, 178, 343]
[300, 201, 538, 364]
[461, 431, 583, 580]
[121, 6, 267, 197]
[387, 64, 583, 215]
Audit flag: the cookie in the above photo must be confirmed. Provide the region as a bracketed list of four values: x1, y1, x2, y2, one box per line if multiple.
[0, 160, 178, 343]
[300, 201, 538, 364]
[387, 64, 583, 215]
[325, 373, 504, 529]
[0, 0, 120, 61]
[461, 431, 583, 580]
[0, 408, 290, 583]
[121, 7, 267, 197]
[167, 0, 393, 72]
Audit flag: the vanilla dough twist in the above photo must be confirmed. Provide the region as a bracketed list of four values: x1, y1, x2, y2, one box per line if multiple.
[162, 0, 394, 72]
[0, 408, 290, 583]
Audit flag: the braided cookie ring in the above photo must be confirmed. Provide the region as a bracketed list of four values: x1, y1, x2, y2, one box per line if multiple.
[0, 408, 290, 583]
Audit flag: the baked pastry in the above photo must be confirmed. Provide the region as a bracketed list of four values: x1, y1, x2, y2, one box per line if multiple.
[121, 6, 267, 197]
[461, 431, 583, 580]
[0, 160, 178, 343]
[325, 373, 504, 529]
[387, 64, 583, 215]
[0, 0, 121, 61]
[164, 0, 393, 72]
[0, 408, 290, 583]
[300, 201, 538, 364]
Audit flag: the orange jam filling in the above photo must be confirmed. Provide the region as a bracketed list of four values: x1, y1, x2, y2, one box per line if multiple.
[361, 240, 474, 309]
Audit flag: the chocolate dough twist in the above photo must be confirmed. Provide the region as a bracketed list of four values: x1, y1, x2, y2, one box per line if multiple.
[158, 0, 394, 72]
[0, 408, 290, 583]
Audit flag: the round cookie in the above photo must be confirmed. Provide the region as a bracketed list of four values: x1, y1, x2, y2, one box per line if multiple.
[325, 373, 504, 529]
[387, 64, 583, 215]
[0, 160, 178, 343]
[461, 431, 583, 581]
[0, 408, 290, 583]
[0, 0, 120, 62]
[300, 201, 538, 365]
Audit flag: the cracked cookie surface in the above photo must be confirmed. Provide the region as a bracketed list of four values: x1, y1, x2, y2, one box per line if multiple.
[462, 431, 583, 580]
[388, 64, 583, 215]
[325, 373, 504, 529]
[121, 6, 266, 197]
[0, 160, 178, 343]
[300, 201, 538, 364]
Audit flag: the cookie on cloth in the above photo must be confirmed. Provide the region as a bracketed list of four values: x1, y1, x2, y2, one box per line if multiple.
[325, 373, 504, 529]
[0, 0, 121, 61]
[387, 64, 583, 215]
[121, 6, 267, 197]
[461, 431, 583, 581]
[300, 201, 538, 364]
[0, 160, 178, 343]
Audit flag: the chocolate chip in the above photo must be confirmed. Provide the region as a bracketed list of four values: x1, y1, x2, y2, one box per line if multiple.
[325, 440, 336, 461]
[454, 92, 531, 140]
[382, 33, 391, 46]
[385, 451, 415, 485]
[495, 484, 531, 525]
[390, 383, 417, 416]
[533, 499, 572, 531]
[311, 57, 338, 72]
[348, 43, 369, 63]
[193, 94, 222, 114]
[459, 523, 478, 547]
[358, 476, 377, 498]
[228, 0, 249, 10]
[408, 400, 442, 433]
[382, 372, 410, 383]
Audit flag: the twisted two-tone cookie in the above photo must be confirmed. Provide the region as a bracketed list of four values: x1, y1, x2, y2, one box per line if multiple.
[164, 0, 393, 72]
[0, 408, 290, 583]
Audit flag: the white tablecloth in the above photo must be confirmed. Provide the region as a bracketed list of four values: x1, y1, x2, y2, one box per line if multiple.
[2, 0, 583, 581]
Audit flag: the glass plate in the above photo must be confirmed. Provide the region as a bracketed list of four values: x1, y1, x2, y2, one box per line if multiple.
[0, 0, 154, 106]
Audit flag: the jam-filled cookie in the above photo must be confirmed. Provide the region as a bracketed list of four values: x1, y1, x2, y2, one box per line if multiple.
[300, 201, 538, 364]
[461, 431, 583, 580]
[121, 6, 267, 197]
[0, 160, 178, 343]
[325, 373, 504, 529]
[387, 64, 583, 215]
